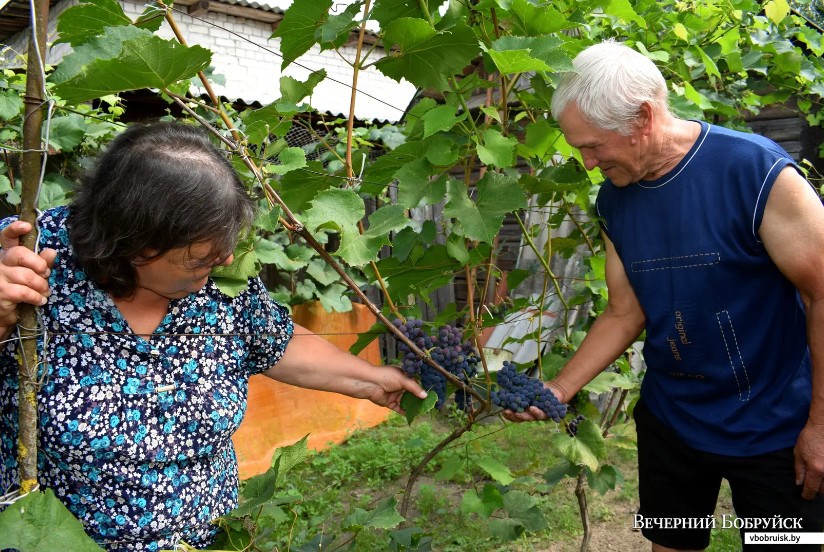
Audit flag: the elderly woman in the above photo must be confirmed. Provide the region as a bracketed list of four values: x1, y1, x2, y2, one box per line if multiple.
[0, 122, 425, 551]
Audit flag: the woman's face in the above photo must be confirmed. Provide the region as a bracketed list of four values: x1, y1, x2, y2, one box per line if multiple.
[133, 242, 234, 300]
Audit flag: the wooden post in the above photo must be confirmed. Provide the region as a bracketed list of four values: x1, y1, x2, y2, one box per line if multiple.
[17, 0, 50, 494]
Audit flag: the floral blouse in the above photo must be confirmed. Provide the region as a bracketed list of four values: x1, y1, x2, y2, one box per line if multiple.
[0, 206, 294, 550]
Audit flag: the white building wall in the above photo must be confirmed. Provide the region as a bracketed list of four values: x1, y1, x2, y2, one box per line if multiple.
[1, 0, 416, 122]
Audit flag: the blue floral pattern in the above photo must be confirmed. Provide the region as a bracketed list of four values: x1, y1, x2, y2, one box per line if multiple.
[0, 206, 293, 550]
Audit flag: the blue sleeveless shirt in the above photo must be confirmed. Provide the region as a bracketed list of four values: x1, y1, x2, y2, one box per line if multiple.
[596, 121, 811, 456]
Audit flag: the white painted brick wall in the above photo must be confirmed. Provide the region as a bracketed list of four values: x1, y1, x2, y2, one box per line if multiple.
[1, 0, 416, 121]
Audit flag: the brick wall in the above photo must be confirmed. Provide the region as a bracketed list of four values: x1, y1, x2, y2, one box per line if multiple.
[1, 0, 416, 121]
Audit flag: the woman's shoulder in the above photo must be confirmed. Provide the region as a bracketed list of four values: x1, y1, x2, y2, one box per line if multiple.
[213, 276, 291, 327]
[38, 206, 72, 251]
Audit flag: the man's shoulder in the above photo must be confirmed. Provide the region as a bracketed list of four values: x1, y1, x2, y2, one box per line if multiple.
[706, 123, 787, 156]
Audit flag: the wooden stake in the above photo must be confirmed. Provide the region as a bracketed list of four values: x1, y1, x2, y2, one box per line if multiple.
[17, 0, 50, 494]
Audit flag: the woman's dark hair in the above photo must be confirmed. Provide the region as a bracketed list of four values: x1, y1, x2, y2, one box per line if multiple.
[67, 121, 256, 297]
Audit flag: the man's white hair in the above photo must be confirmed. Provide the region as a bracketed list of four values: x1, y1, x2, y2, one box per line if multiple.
[550, 39, 669, 135]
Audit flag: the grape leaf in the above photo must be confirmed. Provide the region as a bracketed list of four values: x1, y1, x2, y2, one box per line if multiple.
[0, 89, 24, 121]
[503, 491, 548, 531]
[271, 434, 311, 485]
[306, 258, 340, 286]
[277, 161, 337, 212]
[507, 0, 575, 34]
[488, 518, 525, 541]
[551, 420, 606, 472]
[336, 205, 409, 266]
[425, 135, 461, 166]
[50, 26, 211, 103]
[211, 238, 260, 297]
[317, 1, 362, 48]
[582, 371, 635, 394]
[400, 389, 438, 425]
[363, 141, 429, 195]
[586, 464, 623, 495]
[474, 456, 515, 485]
[342, 497, 404, 531]
[55, 0, 131, 47]
[484, 46, 552, 74]
[443, 172, 526, 243]
[375, 19, 479, 92]
[305, 188, 364, 234]
[764, 0, 790, 24]
[602, 0, 647, 28]
[461, 484, 504, 518]
[317, 283, 353, 313]
[271, 0, 333, 69]
[389, 527, 429, 549]
[434, 456, 463, 481]
[422, 104, 465, 138]
[372, 245, 459, 301]
[542, 460, 582, 487]
[242, 104, 293, 145]
[0, 175, 12, 195]
[46, 114, 87, 152]
[267, 147, 307, 176]
[0, 489, 103, 551]
[396, 161, 444, 209]
[134, 3, 166, 32]
[484, 35, 573, 74]
[349, 320, 386, 355]
[370, 0, 424, 28]
[476, 129, 518, 168]
[280, 69, 327, 105]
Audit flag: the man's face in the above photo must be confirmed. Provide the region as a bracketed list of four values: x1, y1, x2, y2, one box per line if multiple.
[558, 102, 644, 187]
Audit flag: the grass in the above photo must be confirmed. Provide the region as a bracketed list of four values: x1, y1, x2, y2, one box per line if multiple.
[259, 411, 751, 551]
[263, 412, 624, 550]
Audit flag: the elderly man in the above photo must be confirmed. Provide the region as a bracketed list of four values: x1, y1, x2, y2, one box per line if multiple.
[508, 40, 824, 551]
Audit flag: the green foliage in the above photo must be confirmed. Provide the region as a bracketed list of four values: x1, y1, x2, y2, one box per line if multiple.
[0, 70, 123, 212]
[400, 387, 438, 424]
[49, 25, 211, 103]
[270, 0, 334, 69]
[376, 19, 479, 91]
[211, 436, 408, 550]
[22, 0, 824, 548]
[0, 489, 103, 551]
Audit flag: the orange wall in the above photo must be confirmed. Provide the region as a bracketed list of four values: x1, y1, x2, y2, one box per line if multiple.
[232, 302, 391, 479]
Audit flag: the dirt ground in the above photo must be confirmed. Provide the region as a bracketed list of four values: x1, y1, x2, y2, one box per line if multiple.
[539, 497, 648, 552]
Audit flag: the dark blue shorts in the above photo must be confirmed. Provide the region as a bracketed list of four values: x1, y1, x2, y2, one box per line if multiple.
[634, 399, 824, 551]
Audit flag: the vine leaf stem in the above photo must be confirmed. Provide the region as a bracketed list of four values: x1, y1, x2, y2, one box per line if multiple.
[343, 0, 400, 319]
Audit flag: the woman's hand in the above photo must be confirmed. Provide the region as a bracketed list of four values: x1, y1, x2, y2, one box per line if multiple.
[355, 365, 427, 415]
[0, 221, 57, 331]
[266, 325, 427, 414]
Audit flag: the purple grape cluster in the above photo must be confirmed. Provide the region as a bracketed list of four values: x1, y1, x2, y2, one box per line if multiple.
[392, 318, 479, 408]
[393, 318, 431, 377]
[491, 361, 567, 422]
[566, 414, 586, 437]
